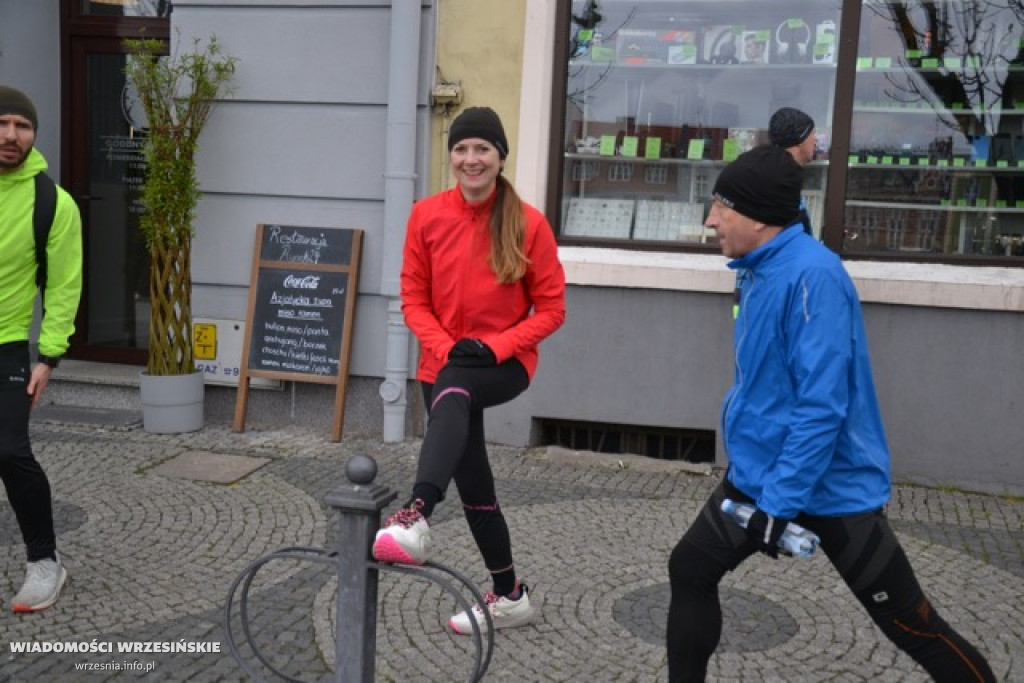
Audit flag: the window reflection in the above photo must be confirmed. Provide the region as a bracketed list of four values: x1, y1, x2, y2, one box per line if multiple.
[846, 0, 1024, 257]
[83, 0, 172, 18]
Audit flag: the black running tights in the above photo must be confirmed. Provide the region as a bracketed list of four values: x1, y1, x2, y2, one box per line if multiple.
[666, 479, 995, 682]
[416, 360, 529, 574]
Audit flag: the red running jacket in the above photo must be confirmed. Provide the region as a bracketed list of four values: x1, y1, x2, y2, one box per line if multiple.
[400, 186, 566, 384]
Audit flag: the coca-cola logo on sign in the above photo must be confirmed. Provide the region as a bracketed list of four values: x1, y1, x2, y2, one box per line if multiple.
[284, 275, 320, 289]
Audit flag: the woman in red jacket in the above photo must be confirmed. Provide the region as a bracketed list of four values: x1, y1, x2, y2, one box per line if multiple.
[372, 107, 566, 635]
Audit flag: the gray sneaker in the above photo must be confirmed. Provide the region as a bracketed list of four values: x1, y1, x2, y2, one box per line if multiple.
[12, 555, 67, 613]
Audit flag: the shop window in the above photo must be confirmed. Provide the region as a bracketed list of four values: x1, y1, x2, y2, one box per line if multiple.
[846, 0, 1024, 257]
[554, 0, 1024, 263]
[557, 0, 839, 247]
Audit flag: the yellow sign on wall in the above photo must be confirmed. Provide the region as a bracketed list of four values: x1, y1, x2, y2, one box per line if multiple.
[194, 323, 217, 360]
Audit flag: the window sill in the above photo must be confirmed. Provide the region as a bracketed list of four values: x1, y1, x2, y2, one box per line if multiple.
[559, 247, 1024, 312]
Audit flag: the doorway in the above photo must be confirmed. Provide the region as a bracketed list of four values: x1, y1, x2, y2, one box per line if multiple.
[61, 0, 170, 363]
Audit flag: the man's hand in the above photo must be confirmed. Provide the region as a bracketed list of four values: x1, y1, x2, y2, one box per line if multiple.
[447, 338, 497, 368]
[27, 363, 52, 410]
[745, 509, 790, 559]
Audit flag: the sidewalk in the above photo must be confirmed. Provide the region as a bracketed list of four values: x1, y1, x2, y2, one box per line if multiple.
[2, 414, 1022, 681]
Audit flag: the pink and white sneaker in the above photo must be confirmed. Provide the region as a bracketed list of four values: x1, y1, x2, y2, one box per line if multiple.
[372, 500, 431, 565]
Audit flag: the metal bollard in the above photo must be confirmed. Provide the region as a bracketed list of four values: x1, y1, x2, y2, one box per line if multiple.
[322, 453, 397, 683]
[225, 454, 492, 682]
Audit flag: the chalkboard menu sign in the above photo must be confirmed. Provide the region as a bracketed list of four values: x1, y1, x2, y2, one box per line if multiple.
[234, 224, 363, 441]
[248, 268, 347, 376]
[259, 223, 355, 266]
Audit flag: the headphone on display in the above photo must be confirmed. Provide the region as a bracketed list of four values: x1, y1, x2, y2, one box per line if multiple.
[710, 27, 739, 65]
[775, 19, 811, 63]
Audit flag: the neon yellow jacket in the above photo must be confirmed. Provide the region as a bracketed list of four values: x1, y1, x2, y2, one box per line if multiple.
[0, 147, 83, 356]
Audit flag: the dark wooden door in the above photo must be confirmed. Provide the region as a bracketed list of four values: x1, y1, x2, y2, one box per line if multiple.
[61, 0, 169, 363]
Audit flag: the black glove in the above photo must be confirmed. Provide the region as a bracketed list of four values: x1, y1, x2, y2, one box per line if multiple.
[745, 509, 790, 559]
[446, 338, 497, 368]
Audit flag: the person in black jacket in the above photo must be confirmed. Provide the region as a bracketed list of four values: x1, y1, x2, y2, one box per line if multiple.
[769, 107, 816, 235]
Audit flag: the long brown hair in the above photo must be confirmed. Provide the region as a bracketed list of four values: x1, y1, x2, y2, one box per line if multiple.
[488, 175, 531, 284]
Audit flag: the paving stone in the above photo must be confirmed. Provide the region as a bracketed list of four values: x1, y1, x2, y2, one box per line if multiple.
[0, 421, 1020, 681]
[148, 450, 271, 484]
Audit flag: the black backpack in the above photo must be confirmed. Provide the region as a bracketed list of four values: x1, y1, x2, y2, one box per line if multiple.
[32, 172, 57, 294]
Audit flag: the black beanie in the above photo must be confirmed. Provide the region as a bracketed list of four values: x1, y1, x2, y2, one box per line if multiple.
[0, 85, 38, 130]
[711, 144, 803, 227]
[769, 107, 814, 148]
[448, 106, 509, 159]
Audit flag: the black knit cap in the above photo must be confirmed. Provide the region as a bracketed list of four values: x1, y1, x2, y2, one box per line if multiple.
[0, 85, 38, 130]
[711, 144, 803, 227]
[448, 106, 509, 159]
[769, 107, 814, 148]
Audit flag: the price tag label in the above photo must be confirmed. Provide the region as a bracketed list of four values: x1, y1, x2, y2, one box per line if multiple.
[687, 138, 705, 160]
[645, 137, 662, 159]
[621, 136, 639, 157]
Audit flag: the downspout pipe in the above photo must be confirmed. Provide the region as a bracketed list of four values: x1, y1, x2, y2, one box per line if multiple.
[379, 0, 423, 442]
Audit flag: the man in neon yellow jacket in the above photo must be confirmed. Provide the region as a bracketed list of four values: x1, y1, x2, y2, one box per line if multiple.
[0, 85, 82, 612]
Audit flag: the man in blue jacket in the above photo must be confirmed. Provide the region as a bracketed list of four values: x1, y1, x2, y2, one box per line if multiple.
[666, 144, 994, 682]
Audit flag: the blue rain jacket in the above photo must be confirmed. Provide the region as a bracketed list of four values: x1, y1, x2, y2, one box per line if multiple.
[723, 226, 891, 519]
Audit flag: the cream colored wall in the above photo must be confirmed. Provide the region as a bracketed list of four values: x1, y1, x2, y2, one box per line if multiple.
[431, 0, 527, 195]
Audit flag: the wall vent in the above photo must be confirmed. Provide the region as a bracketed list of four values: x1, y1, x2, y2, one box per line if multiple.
[538, 419, 715, 464]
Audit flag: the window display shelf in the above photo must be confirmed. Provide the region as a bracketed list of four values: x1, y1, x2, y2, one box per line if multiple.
[847, 200, 1024, 212]
[848, 162, 1024, 172]
[567, 152, 828, 167]
[853, 106, 1024, 115]
[854, 61, 1024, 71]
[569, 60, 836, 72]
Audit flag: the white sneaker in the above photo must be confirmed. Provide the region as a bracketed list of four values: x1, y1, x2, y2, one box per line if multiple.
[372, 500, 431, 565]
[449, 583, 536, 635]
[12, 555, 67, 613]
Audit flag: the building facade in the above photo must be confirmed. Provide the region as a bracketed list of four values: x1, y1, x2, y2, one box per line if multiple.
[2, 0, 1021, 495]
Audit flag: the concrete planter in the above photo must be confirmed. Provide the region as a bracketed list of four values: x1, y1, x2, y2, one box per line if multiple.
[139, 370, 205, 434]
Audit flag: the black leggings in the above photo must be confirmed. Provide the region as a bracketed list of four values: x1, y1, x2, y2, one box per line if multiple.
[417, 359, 529, 572]
[0, 342, 57, 562]
[666, 479, 995, 683]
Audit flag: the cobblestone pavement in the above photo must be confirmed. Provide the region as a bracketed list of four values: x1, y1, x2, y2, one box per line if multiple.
[1, 419, 1022, 682]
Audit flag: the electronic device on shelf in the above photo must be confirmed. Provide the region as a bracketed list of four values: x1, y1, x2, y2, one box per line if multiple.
[813, 20, 836, 65]
[775, 18, 812, 64]
[706, 26, 740, 65]
[740, 29, 771, 65]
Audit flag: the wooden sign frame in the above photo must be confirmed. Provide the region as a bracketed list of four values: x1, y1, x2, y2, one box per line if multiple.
[233, 224, 363, 441]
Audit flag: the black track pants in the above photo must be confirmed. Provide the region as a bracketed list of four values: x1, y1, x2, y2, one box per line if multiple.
[0, 342, 57, 562]
[417, 360, 529, 571]
[666, 478, 995, 682]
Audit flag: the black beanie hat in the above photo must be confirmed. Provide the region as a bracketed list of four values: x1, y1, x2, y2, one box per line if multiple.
[448, 106, 509, 159]
[769, 107, 814, 148]
[711, 144, 803, 227]
[0, 85, 38, 130]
